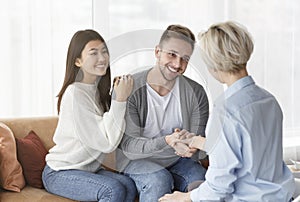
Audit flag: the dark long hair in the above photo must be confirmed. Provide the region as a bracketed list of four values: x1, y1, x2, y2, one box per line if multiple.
[57, 29, 111, 114]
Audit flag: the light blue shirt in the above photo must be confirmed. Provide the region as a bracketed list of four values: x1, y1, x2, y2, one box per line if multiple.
[191, 76, 295, 202]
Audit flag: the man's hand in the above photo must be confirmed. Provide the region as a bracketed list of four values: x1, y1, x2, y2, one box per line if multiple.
[173, 142, 194, 157]
[165, 129, 197, 157]
[177, 129, 195, 140]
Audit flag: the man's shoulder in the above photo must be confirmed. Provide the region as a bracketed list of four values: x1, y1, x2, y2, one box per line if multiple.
[127, 68, 150, 99]
[132, 68, 150, 80]
[130, 68, 151, 91]
[180, 75, 204, 90]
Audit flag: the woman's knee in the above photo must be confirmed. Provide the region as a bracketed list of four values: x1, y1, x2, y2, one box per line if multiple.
[98, 180, 127, 202]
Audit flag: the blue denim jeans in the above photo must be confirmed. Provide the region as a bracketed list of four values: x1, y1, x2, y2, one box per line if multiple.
[42, 164, 137, 202]
[124, 157, 206, 202]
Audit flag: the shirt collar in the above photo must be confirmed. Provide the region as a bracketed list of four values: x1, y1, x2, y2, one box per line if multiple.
[224, 76, 255, 99]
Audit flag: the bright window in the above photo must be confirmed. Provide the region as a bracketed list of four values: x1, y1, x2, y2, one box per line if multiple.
[1, 0, 299, 157]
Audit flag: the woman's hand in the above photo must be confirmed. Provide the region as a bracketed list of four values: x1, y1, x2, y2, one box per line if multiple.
[189, 136, 206, 151]
[113, 74, 133, 102]
[0, 137, 5, 149]
[158, 191, 191, 202]
[174, 135, 206, 151]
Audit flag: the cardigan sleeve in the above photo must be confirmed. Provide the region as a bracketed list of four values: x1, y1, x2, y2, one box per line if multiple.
[119, 92, 170, 160]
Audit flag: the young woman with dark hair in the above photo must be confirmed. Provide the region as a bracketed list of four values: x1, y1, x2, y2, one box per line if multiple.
[42, 29, 136, 202]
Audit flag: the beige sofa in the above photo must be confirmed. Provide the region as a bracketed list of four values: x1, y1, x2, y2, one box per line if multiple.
[0, 116, 116, 202]
[2, 116, 298, 201]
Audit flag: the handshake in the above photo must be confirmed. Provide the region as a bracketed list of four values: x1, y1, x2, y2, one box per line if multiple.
[165, 129, 206, 158]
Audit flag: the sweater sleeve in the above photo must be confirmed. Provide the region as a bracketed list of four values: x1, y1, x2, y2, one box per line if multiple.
[181, 78, 209, 160]
[188, 81, 209, 136]
[67, 86, 127, 153]
[119, 88, 170, 160]
[116, 76, 174, 160]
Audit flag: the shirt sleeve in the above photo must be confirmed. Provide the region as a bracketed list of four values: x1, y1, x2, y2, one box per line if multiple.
[65, 86, 127, 153]
[191, 110, 243, 201]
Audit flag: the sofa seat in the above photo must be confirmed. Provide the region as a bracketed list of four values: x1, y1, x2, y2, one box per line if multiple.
[0, 186, 75, 202]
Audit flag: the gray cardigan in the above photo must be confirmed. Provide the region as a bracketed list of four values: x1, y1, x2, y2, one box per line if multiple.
[117, 68, 209, 171]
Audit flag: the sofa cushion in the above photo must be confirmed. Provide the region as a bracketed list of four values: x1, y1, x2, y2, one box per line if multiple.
[0, 122, 25, 192]
[16, 130, 48, 189]
[0, 186, 77, 202]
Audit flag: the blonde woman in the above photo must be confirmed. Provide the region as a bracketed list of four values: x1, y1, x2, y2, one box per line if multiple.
[159, 21, 295, 202]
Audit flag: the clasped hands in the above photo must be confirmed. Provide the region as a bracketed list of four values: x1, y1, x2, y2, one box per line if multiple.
[165, 129, 206, 157]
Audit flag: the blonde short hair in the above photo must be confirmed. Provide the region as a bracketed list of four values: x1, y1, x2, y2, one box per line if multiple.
[198, 21, 254, 73]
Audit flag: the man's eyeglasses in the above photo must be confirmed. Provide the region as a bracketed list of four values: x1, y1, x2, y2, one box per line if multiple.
[159, 49, 190, 64]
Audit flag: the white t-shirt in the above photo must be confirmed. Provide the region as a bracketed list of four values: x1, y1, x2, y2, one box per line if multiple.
[143, 78, 182, 138]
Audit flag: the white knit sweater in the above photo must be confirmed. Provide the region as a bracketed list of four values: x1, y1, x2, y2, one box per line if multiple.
[46, 82, 126, 172]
